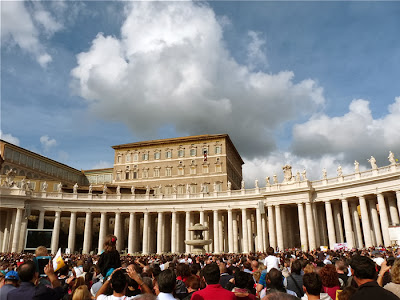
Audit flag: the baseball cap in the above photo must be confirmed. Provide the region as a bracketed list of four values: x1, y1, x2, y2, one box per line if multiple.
[5, 271, 19, 281]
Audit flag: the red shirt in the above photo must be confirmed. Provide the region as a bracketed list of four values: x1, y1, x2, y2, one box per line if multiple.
[191, 284, 237, 300]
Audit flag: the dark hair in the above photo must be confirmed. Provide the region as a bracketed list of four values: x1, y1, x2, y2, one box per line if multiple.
[320, 264, 340, 287]
[303, 273, 322, 296]
[267, 268, 285, 293]
[338, 286, 357, 300]
[350, 256, 376, 279]
[158, 269, 176, 293]
[185, 275, 200, 290]
[104, 234, 117, 252]
[243, 261, 251, 270]
[234, 271, 251, 289]
[267, 247, 275, 256]
[18, 261, 36, 282]
[291, 260, 302, 275]
[176, 263, 191, 279]
[203, 263, 220, 285]
[111, 270, 127, 293]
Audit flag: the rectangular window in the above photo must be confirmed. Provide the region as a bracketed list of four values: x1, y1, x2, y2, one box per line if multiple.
[133, 153, 139, 161]
[190, 148, 196, 156]
[178, 167, 184, 176]
[202, 165, 209, 174]
[178, 149, 184, 157]
[117, 156, 122, 163]
[143, 169, 148, 178]
[166, 150, 172, 159]
[215, 182, 222, 192]
[53, 183, 58, 192]
[166, 168, 172, 177]
[154, 169, 160, 177]
[116, 172, 121, 180]
[133, 171, 137, 179]
[165, 186, 172, 195]
[154, 152, 161, 160]
[142, 153, 149, 161]
[177, 185, 184, 194]
[190, 185, 197, 194]
[215, 165, 222, 172]
[126, 154, 130, 163]
[125, 171, 130, 180]
[190, 167, 196, 175]
[215, 146, 222, 154]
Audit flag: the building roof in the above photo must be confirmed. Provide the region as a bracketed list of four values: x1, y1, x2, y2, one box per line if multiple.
[112, 134, 244, 164]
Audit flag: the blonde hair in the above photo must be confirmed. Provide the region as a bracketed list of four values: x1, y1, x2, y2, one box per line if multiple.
[35, 246, 48, 257]
[104, 234, 117, 252]
[72, 285, 92, 300]
[304, 263, 316, 274]
[390, 259, 400, 284]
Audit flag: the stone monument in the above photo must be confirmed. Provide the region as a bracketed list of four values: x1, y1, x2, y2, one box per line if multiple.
[184, 223, 212, 254]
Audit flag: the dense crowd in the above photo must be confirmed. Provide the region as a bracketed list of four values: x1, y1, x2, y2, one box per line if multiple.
[1, 235, 400, 300]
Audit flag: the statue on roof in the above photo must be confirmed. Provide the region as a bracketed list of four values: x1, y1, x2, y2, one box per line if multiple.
[354, 161, 360, 173]
[282, 165, 293, 183]
[73, 183, 78, 194]
[389, 151, 396, 165]
[368, 156, 378, 170]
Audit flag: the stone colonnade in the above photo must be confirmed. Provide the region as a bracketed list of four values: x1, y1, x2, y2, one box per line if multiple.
[2, 190, 400, 254]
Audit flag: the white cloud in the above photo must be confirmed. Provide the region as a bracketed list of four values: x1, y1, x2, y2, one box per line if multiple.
[40, 135, 57, 151]
[71, 1, 325, 159]
[0, 131, 20, 146]
[291, 97, 400, 165]
[246, 31, 268, 71]
[92, 160, 113, 170]
[1, 1, 63, 67]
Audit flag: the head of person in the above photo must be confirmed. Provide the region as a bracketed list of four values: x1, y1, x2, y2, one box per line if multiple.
[234, 271, 252, 289]
[176, 263, 190, 279]
[290, 259, 302, 275]
[262, 291, 298, 300]
[320, 264, 340, 287]
[303, 272, 322, 296]
[335, 259, 347, 273]
[267, 268, 285, 292]
[219, 262, 228, 274]
[104, 234, 117, 252]
[266, 247, 275, 256]
[35, 246, 48, 257]
[349, 256, 376, 280]
[203, 263, 220, 285]
[303, 263, 315, 274]
[4, 271, 19, 287]
[17, 261, 37, 283]
[157, 269, 176, 293]
[72, 285, 92, 300]
[185, 275, 200, 292]
[110, 270, 128, 294]
[337, 286, 357, 300]
[389, 259, 400, 284]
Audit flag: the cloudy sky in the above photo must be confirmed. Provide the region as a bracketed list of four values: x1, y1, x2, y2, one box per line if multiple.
[2, 1, 400, 185]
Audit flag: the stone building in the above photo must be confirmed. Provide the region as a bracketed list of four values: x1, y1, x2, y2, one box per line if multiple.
[0, 137, 400, 255]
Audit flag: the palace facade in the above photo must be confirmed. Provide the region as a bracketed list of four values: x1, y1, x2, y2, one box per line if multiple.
[0, 136, 399, 255]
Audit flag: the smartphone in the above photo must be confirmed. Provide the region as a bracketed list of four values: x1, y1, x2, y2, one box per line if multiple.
[34, 256, 51, 277]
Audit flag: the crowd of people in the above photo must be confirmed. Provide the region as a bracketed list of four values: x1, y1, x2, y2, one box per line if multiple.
[1, 234, 400, 300]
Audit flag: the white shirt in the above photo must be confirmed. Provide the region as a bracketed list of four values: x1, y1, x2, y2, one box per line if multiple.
[264, 255, 280, 272]
[97, 294, 140, 300]
[301, 293, 333, 300]
[157, 292, 178, 300]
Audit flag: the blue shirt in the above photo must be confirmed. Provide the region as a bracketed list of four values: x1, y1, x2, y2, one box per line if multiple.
[7, 281, 64, 300]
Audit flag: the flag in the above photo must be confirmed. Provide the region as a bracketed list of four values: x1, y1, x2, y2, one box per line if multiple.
[203, 150, 207, 161]
[53, 248, 65, 272]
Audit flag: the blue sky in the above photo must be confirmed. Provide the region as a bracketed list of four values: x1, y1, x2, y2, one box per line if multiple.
[1, 1, 400, 184]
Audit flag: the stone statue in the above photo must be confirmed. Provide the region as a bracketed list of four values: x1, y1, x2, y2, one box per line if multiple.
[73, 183, 78, 194]
[146, 185, 150, 195]
[57, 182, 62, 193]
[42, 181, 48, 192]
[282, 165, 293, 182]
[103, 184, 107, 194]
[265, 176, 271, 187]
[301, 169, 307, 181]
[116, 185, 121, 194]
[88, 184, 93, 194]
[241, 180, 245, 189]
[295, 171, 300, 182]
[21, 178, 27, 191]
[273, 174, 278, 184]
[5, 169, 16, 187]
[337, 165, 343, 177]
[255, 179, 259, 188]
[322, 169, 327, 180]
[200, 183, 205, 193]
[227, 181, 232, 191]
[131, 185, 135, 195]
[354, 160, 360, 173]
[389, 151, 396, 165]
[159, 184, 162, 194]
[173, 185, 177, 194]
[186, 184, 190, 194]
[213, 182, 217, 192]
[368, 156, 378, 170]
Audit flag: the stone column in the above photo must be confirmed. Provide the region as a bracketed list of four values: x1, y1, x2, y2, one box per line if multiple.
[171, 211, 177, 253]
[261, 213, 267, 250]
[227, 209, 234, 253]
[1, 211, 12, 252]
[275, 205, 284, 251]
[359, 196, 373, 248]
[247, 211, 253, 252]
[377, 193, 391, 246]
[268, 205, 276, 249]
[297, 203, 308, 251]
[114, 212, 122, 251]
[388, 195, 400, 225]
[397, 191, 400, 220]
[350, 202, 363, 248]
[38, 210, 45, 229]
[128, 212, 136, 254]
[204, 212, 210, 252]
[325, 201, 336, 249]
[213, 210, 220, 253]
[232, 211, 239, 253]
[218, 213, 224, 252]
[199, 211, 205, 225]
[317, 205, 328, 246]
[157, 212, 164, 254]
[341, 198, 354, 249]
[98, 212, 107, 254]
[68, 212, 77, 253]
[305, 203, 316, 250]
[185, 211, 191, 253]
[241, 208, 249, 253]
[333, 203, 344, 243]
[369, 198, 383, 246]
[312, 203, 321, 247]
[18, 217, 28, 252]
[50, 211, 61, 254]
[142, 212, 149, 254]
[11, 208, 23, 253]
[256, 207, 263, 252]
[82, 212, 92, 254]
